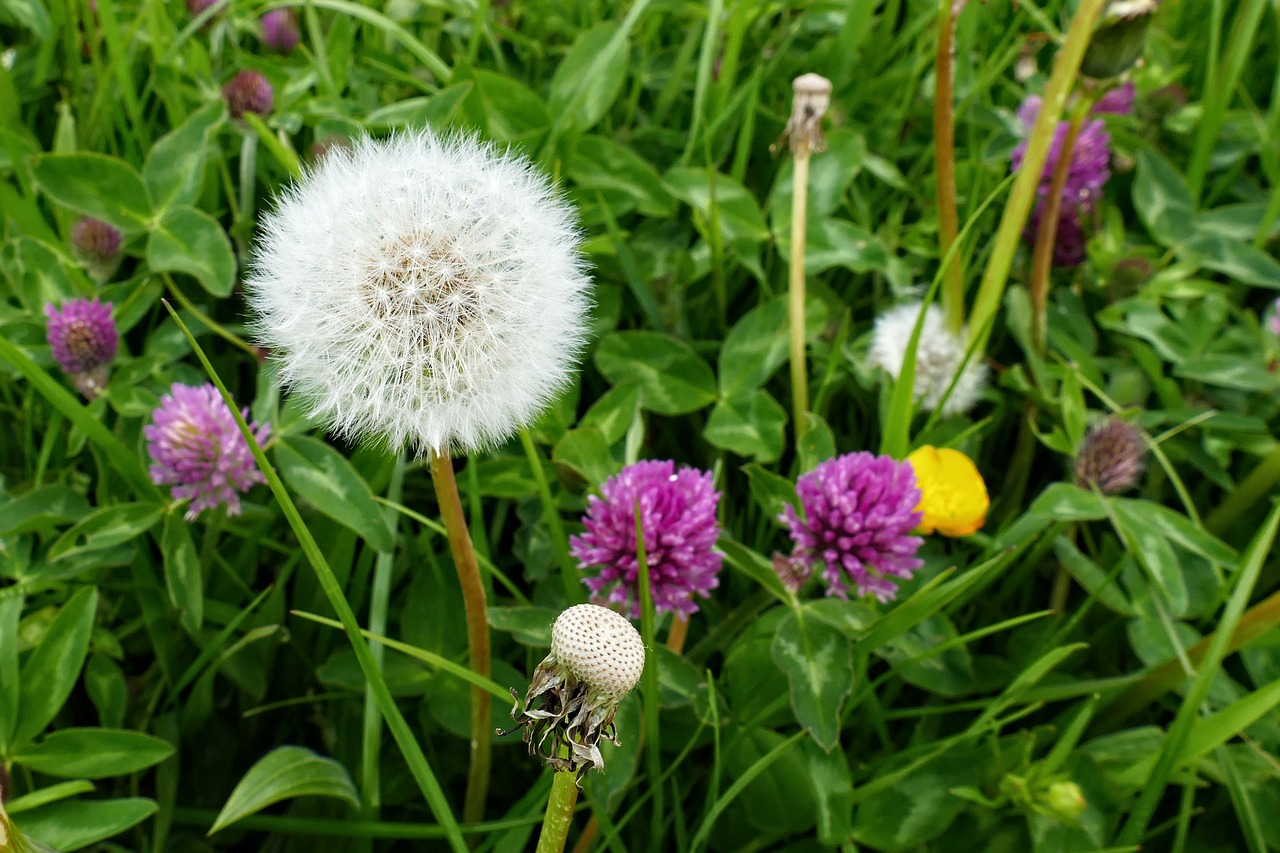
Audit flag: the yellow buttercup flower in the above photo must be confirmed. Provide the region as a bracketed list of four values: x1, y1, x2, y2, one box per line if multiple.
[907, 445, 989, 537]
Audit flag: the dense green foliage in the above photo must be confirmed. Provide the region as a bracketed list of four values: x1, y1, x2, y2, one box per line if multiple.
[2, 0, 1280, 851]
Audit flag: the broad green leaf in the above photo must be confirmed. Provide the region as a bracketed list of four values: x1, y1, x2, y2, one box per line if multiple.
[0, 597, 20, 752]
[456, 68, 550, 143]
[47, 503, 165, 562]
[553, 426, 619, 486]
[1179, 678, 1280, 767]
[14, 587, 98, 747]
[210, 746, 359, 834]
[703, 389, 787, 461]
[578, 383, 642, 445]
[876, 613, 975, 697]
[1110, 500, 1189, 615]
[1175, 353, 1280, 392]
[1054, 535, 1134, 616]
[1111, 498, 1236, 565]
[805, 740, 854, 845]
[17, 797, 157, 852]
[852, 748, 981, 850]
[1183, 230, 1280, 289]
[722, 728, 817, 837]
[778, 217, 890, 275]
[274, 436, 395, 553]
[716, 535, 792, 604]
[145, 205, 236, 297]
[665, 167, 769, 247]
[13, 728, 173, 778]
[1132, 149, 1195, 246]
[548, 22, 629, 133]
[768, 129, 867, 217]
[742, 462, 800, 521]
[718, 297, 827, 396]
[161, 510, 204, 632]
[12, 238, 86, 312]
[30, 153, 151, 231]
[486, 606, 558, 647]
[144, 101, 226, 211]
[0, 485, 89, 536]
[569, 135, 675, 217]
[771, 606, 853, 751]
[595, 331, 716, 415]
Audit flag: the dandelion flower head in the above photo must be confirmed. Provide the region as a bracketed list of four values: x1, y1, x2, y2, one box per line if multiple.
[907, 445, 989, 537]
[570, 460, 723, 617]
[780, 451, 924, 602]
[246, 130, 591, 455]
[145, 383, 270, 520]
[868, 301, 987, 416]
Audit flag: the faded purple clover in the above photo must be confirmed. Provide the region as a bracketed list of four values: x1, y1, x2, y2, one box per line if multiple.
[45, 297, 118, 398]
[1075, 419, 1146, 495]
[260, 9, 299, 53]
[145, 383, 270, 520]
[570, 460, 723, 617]
[1012, 91, 1125, 267]
[781, 452, 924, 602]
[222, 70, 273, 119]
[71, 216, 122, 280]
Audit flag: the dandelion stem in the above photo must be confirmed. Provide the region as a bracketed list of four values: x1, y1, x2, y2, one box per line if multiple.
[535, 770, 581, 853]
[935, 0, 965, 334]
[788, 144, 811, 446]
[1028, 95, 1093, 356]
[428, 451, 492, 830]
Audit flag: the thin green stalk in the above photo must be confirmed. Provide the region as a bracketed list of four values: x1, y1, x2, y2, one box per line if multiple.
[935, 0, 965, 333]
[534, 771, 581, 853]
[428, 451, 492, 829]
[162, 274, 258, 358]
[635, 506, 663, 845]
[788, 146, 811, 445]
[968, 0, 1107, 358]
[520, 427, 584, 605]
[162, 303, 467, 853]
[1205, 442, 1280, 535]
[360, 453, 407, 841]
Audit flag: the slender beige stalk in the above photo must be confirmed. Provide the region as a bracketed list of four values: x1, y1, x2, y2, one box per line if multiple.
[428, 451, 491, 831]
[935, 0, 966, 334]
[785, 73, 831, 446]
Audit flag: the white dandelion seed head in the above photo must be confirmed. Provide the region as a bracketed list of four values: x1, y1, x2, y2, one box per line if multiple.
[867, 301, 987, 416]
[246, 130, 592, 455]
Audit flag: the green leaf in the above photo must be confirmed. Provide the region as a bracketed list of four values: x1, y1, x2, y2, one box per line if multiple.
[14, 587, 98, 747]
[47, 503, 165, 562]
[13, 728, 173, 778]
[742, 462, 799, 521]
[456, 68, 550, 143]
[3, 0, 51, 39]
[210, 746, 359, 834]
[144, 101, 226, 211]
[716, 535, 792, 605]
[0, 485, 90, 536]
[569, 136, 675, 217]
[718, 297, 827, 396]
[146, 205, 236, 297]
[1183, 230, 1280, 289]
[486, 606, 558, 647]
[713, 729, 815, 839]
[273, 436, 396, 553]
[1110, 499, 1189, 615]
[548, 22, 629, 133]
[161, 510, 204, 632]
[30, 153, 151, 231]
[578, 384, 642, 444]
[595, 331, 716, 414]
[0, 597, 21, 752]
[805, 740, 855, 846]
[1179, 678, 1280, 767]
[1133, 149, 1195, 246]
[665, 167, 769, 248]
[17, 798, 157, 852]
[703, 389, 787, 461]
[771, 606, 853, 751]
[852, 749, 980, 850]
[553, 427, 619, 486]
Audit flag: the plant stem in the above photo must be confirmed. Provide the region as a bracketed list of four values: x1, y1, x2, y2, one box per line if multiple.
[535, 771, 581, 853]
[935, 0, 965, 334]
[428, 451, 492, 830]
[520, 427, 584, 605]
[1205, 442, 1280, 535]
[1028, 95, 1092, 356]
[788, 143, 811, 446]
[967, 0, 1107, 358]
[360, 453, 406, 842]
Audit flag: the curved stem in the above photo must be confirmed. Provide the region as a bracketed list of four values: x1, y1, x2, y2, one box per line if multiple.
[935, 0, 965, 333]
[535, 771, 581, 853]
[429, 451, 491, 830]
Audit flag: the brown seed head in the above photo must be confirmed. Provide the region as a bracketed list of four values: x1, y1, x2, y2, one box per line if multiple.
[551, 603, 645, 699]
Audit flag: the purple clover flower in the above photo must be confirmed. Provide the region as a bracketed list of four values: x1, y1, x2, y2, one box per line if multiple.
[45, 298, 118, 398]
[570, 460, 723, 617]
[1012, 97, 1116, 267]
[145, 383, 270, 520]
[222, 70, 273, 119]
[1075, 419, 1145, 495]
[780, 452, 924, 602]
[260, 9, 299, 53]
[71, 216, 121, 264]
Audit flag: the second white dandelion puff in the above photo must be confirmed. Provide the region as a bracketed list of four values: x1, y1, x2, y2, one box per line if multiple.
[868, 301, 987, 416]
[246, 130, 592, 454]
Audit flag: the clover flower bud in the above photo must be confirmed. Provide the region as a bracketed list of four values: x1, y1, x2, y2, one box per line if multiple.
[1074, 418, 1146, 494]
[500, 604, 645, 782]
[784, 72, 832, 154]
[1081, 0, 1158, 80]
[1043, 781, 1088, 822]
[44, 297, 118, 399]
[71, 216, 122, 281]
[260, 9, 299, 53]
[222, 69, 273, 119]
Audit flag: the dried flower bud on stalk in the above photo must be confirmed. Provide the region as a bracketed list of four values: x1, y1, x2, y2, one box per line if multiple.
[1074, 418, 1146, 494]
[1081, 0, 1158, 80]
[500, 604, 645, 783]
[783, 72, 832, 154]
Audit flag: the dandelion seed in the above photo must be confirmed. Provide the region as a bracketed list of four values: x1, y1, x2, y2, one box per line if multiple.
[868, 301, 987, 416]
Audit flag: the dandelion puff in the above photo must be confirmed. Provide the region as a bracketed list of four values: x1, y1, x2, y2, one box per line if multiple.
[868, 301, 987, 416]
[245, 130, 591, 455]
